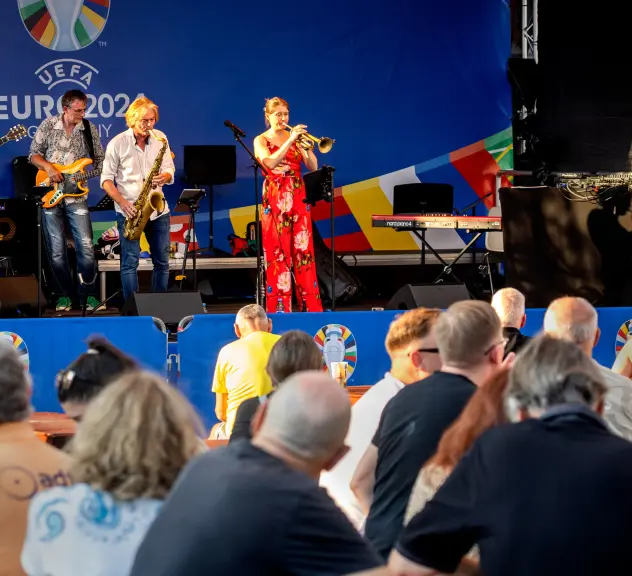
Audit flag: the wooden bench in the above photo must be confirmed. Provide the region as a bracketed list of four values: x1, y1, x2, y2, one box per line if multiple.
[347, 385, 371, 406]
[30, 412, 77, 448]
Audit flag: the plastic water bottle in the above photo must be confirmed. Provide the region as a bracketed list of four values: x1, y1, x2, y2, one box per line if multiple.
[276, 298, 284, 313]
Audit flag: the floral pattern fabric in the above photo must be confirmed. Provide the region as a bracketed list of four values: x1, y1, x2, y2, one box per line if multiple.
[261, 139, 322, 313]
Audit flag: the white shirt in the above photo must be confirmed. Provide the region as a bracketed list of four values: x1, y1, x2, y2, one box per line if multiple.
[21, 483, 162, 576]
[319, 372, 404, 530]
[597, 362, 632, 441]
[100, 128, 175, 220]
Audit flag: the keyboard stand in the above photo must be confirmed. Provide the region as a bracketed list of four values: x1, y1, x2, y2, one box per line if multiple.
[412, 230, 483, 285]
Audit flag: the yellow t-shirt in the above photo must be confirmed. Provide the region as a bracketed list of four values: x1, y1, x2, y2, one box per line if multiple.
[212, 331, 281, 436]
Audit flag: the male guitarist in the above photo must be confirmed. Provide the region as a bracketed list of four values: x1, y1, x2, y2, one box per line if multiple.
[29, 89, 104, 312]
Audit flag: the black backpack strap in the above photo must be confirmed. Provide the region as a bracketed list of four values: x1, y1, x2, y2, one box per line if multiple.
[82, 119, 95, 161]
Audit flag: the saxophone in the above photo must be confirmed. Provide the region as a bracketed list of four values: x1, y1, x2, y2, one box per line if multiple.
[123, 130, 168, 241]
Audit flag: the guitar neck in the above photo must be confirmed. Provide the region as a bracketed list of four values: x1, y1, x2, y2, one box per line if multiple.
[0, 137, 7, 147]
[74, 169, 102, 183]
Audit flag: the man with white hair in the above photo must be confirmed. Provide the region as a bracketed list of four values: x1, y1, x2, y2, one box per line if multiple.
[129, 371, 384, 575]
[211, 304, 280, 438]
[389, 335, 632, 576]
[543, 296, 632, 440]
[491, 287, 531, 357]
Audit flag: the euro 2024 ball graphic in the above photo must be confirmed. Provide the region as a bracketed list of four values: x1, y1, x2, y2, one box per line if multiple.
[19, 0, 110, 51]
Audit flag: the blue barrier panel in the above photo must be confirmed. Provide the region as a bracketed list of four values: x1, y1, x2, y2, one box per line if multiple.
[0, 317, 167, 413]
[177, 311, 400, 431]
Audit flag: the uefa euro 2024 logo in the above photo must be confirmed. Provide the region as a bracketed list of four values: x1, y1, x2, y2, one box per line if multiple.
[19, 0, 110, 51]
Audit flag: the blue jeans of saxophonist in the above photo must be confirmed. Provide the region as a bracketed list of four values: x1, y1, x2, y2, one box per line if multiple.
[116, 212, 170, 302]
[42, 199, 96, 299]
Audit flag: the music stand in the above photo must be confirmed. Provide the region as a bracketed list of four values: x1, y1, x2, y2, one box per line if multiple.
[183, 145, 236, 257]
[304, 165, 336, 310]
[27, 186, 50, 317]
[175, 188, 206, 290]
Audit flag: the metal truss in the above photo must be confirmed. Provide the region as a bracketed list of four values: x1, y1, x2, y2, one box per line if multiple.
[521, 0, 538, 62]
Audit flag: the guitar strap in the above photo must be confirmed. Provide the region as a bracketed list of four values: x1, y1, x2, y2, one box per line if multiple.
[82, 119, 95, 161]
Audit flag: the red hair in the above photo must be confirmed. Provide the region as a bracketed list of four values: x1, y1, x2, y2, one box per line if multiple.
[426, 367, 510, 470]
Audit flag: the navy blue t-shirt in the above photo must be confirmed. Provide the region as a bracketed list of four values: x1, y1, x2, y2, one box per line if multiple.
[397, 405, 632, 576]
[364, 371, 476, 559]
[130, 440, 383, 576]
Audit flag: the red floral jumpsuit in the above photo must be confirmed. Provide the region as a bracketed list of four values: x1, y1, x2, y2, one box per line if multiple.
[260, 139, 323, 313]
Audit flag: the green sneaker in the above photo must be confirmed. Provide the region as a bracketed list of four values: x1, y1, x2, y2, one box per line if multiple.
[55, 296, 72, 312]
[86, 296, 105, 312]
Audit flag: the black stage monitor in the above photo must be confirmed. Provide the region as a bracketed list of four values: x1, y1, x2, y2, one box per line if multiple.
[393, 182, 454, 215]
[183, 145, 236, 186]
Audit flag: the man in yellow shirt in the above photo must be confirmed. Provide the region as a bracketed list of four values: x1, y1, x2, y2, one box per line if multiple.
[212, 304, 281, 438]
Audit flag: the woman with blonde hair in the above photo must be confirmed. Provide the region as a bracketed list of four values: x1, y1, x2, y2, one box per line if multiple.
[21, 371, 204, 576]
[253, 96, 323, 313]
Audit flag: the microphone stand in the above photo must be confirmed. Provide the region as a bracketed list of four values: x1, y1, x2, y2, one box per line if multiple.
[226, 126, 269, 307]
[455, 191, 495, 216]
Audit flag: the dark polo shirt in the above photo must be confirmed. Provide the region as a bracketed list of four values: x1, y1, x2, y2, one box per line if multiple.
[364, 372, 476, 559]
[130, 440, 382, 576]
[397, 404, 632, 576]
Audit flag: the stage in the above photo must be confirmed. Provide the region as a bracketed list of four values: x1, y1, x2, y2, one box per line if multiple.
[2, 306, 631, 432]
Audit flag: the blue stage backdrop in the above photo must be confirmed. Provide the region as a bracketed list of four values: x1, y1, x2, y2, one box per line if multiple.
[0, 317, 167, 413]
[0, 0, 511, 253]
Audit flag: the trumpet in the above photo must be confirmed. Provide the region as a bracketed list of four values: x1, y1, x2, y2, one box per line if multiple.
[284, 123, 335, 154]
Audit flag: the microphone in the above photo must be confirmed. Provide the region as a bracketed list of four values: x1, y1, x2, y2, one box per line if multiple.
[224, 120, 246, 138]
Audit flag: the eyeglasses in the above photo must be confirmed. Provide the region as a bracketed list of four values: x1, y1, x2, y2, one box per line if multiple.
[407, 347, 440, 357]
[484, 338, 508, 356]
[66, 106, 86, 114]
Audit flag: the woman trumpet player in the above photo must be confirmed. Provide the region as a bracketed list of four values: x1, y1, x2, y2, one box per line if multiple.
[254, 96, 323, 313]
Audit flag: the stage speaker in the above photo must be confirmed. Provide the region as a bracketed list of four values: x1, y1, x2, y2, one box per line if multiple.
[0, 275, 46, 316]
[386, 283, 470, 310]
[0, 199, 38, 275]
[122, 291, 205, 327]
[12, 156, 38, 201]
[499, 186, 628, 307]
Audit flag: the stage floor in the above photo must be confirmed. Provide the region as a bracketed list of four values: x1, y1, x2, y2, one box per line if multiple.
[41, 297, 390, 318]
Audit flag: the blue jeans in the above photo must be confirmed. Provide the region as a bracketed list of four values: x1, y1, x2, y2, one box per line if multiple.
[42, 200, 96, 299]
[116, 213, 171, 301]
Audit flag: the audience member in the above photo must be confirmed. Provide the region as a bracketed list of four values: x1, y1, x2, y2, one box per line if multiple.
[56, 336, 137, 421]
[544, 296, 632, 439]
[212, 304, 280, 438]
[21, 371, 203, 576]
[129, 371, 384, 576]
[321, 308, 442, 529]
[612, 338, 632, 378]
[353, 300, 508, 559]
[0, 343, 72, 576]
[230, 329, 322, 442]
[491, 287, 531, 357]
[390, 335, 632, 576]
[402, 368, 510, 567]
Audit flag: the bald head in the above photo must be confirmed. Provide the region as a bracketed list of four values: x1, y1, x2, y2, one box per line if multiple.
[491, 288, 526, 328]
[543, 297, 599, 353]
[255, 370, 350, 465]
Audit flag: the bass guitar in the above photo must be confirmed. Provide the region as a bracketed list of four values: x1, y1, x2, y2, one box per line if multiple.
[35, 158, 101, 209]
[0, 124, 27, 147]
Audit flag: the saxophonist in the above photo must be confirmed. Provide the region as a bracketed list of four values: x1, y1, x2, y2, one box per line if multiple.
[100, 96, 175, 302]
